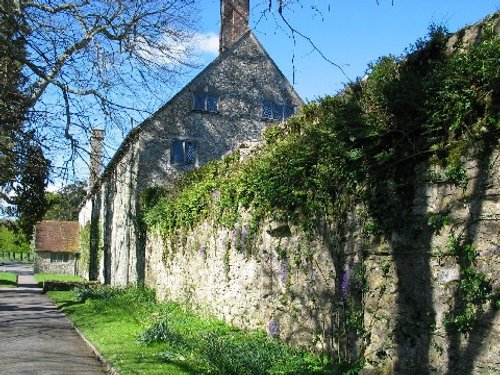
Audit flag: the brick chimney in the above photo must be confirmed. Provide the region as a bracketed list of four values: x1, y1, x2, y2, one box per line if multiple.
[219, 0, 250, 53]
[88, 128, 104, 191]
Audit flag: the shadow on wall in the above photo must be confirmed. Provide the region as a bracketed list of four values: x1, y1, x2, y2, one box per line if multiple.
[259, 147, 499, 372]
[444, 144, 498, 375]
[253, 218, 367, 367]
[368, 146, 498, 373]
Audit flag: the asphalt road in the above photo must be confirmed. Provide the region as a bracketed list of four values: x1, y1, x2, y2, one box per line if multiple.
[0, 263, 108, 375]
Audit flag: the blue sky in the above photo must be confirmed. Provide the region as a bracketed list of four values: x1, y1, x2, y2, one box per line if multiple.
[192, 0, 499, 102]
[44, 1, 499, 188]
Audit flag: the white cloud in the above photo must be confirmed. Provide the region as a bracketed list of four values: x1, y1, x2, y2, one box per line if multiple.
[135, 32, 219, 67]
[193, 32, 219, 55]
[134, 34, 191, 66]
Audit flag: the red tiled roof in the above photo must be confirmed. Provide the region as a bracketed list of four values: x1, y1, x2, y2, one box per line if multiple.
[35, 221, 80, 253]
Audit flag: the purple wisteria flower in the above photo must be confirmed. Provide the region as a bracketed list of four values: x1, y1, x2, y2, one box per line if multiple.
[340, 267, 351, 300]
[231, 226, 240, 248]
[268, 318, 280, 338]
[240, 225, 249, 240]
[238, 225, 249, 252]
[211, 189, 220, 199]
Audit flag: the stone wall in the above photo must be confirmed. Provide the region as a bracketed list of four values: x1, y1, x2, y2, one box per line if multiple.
[79, 31, 303, 285]
[34, 252, 78, 275]
[145, 148, 499, 374]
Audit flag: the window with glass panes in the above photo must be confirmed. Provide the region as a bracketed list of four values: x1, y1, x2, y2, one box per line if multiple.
[171, 140, 197, 165]
[50, 253, 69, 263]
[262, 101, 295, 121]
[192, 93, 219, 113]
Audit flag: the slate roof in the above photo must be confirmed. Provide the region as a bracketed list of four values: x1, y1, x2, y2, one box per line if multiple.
[35, 221, 80, 253]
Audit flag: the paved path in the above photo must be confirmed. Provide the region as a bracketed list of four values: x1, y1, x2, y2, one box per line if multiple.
[0, 263, 108, 375]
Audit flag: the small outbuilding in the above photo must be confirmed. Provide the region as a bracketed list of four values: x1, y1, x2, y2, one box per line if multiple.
[33, 220, 80, 275]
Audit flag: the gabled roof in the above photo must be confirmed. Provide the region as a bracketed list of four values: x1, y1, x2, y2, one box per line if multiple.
[82, 30, 303, 202]
[35, 220, 80, 253]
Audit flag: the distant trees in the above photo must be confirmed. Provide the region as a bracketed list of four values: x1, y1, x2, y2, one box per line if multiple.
[44, 181, 87, 221]
[1, 0, 50, 239]
[8, 135, 50, 238]
[0, 223, 30, 257]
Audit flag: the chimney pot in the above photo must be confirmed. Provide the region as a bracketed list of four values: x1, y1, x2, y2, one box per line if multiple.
[89, 128, 104, 191]
[220, 0, 250, 54]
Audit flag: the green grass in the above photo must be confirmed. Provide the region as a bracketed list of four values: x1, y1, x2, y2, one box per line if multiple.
[34, 274, 84, 283]
[0, 272, 17, 287]
[48, 286, 361, 375]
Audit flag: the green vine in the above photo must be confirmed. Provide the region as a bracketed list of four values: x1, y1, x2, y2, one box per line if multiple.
[138, 15, 499, 363]
[444, 234, 497, 334]
[79, 222, 91, 276]
[143, 23, 498, 242]
[223, 245, 230, 281]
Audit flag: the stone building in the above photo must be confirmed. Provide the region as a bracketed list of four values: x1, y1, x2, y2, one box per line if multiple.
[78, 0, 303, 284]
[33, 221, 80, 275]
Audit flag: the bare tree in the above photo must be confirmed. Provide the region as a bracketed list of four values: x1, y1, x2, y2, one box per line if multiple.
[255, 0, 394, 83]
[253, 0, 351, 83]
[1, 0, 200, 177]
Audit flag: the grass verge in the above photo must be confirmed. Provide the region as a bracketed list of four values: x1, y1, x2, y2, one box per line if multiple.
[48, 286, 362, 375]
[0, 272, 17, 287]
[35, 274, 84, 283]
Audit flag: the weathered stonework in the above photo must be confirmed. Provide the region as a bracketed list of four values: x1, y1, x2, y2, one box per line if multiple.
[33, 252, 78, 275]
[78, 10, 499, 374]
[145, 148, 499, 374]
[79, 31, 303, 285]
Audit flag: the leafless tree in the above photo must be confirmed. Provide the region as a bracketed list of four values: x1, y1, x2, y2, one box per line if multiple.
[1, 0, 200, 177]
[255, 0, 393, 82]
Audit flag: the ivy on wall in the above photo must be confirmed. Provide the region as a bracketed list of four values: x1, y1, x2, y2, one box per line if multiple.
[79, 220, 104, 280]
[79, 222, 91, 276]
[144, 18, 499, 240]
[142, 14, 499, 348]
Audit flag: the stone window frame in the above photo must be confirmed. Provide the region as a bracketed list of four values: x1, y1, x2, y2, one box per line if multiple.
[192, 93, 219, 114]
[262, 100, 295, 121]
[50, 253, 70, 263]
[170, 139, 198, 165]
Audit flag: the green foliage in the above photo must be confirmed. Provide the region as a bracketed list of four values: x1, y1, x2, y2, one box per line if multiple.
[427, 211, 451, 234]
[0, 271, 17, 287]
[79, 219, 103, 281]
[346, 310, 364, 336]
[144, 26, 499, 241]
[5, 133, 50, 239]
[49, 286, 355, 375]
[73, 284, 155, 304]
[139, 303, 342, 375]
[0, 224, 30, 253]
[34, 273, 83, 283]
[139, 20, 498, 369]
[0, 0, 30, 192]
[199, 332, 336, 375]
[445, 235, 495, 334]
[44, 181, 87, 221]
[138, 318, 182, 346]
[1, 2, 50, 239]
[78, 222, 90, 275]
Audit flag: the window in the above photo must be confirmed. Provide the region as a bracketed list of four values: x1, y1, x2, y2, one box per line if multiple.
[262, 101, 295, 121]
[171, 140, 197, 165]
[193, 93, 219, 113]
[50, 253, 69, 263]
